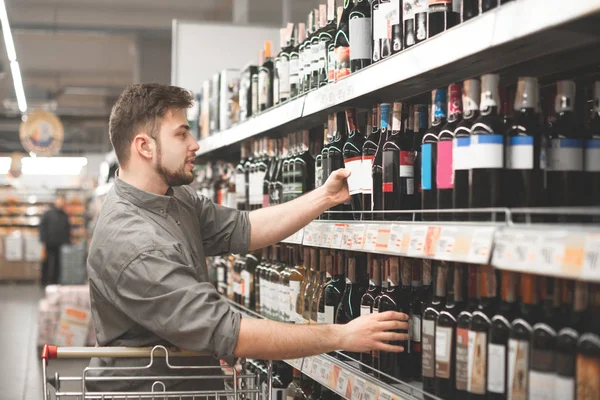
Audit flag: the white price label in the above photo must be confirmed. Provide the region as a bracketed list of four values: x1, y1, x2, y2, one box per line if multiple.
[379, 391, 393, 400]
[311, 358, 321, 376]
[436, 227, 457, 260]
[536, 233, 566, 275]
[332, 224, 346, 249]
[303, 225, 315, 246]
[362, 384, 378, 400]
[322, 224, 334, 247]
[336, 370, 351, 394]
[314, 224, 324, 247]
[467, 227, 496, 264]
[304, 357, 314, 374]
[388, 224, 408, 254]
[352, 378, 366, 400]
[408, 226, 427, 257]
[364, 225, 380, 251]
[583, 234, 600, 281]
[352, 224, 366, 250]
[318, 360, 331, 383]
[342, 226, 354, 250]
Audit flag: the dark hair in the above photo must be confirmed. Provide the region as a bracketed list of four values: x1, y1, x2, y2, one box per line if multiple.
[109, 83, 193, 165]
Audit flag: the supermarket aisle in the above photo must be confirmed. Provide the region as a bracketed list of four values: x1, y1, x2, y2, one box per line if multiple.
[0, 284, 87, 400]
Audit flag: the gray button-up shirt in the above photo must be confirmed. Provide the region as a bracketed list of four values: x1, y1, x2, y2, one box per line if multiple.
[86, 177, 250, 392]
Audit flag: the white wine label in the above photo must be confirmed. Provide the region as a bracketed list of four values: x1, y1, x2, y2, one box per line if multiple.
[528, 371, 555, 400]
[456, 327, 470, 391]
[467, 330, 487, 394]
[289, 281, 301, 317]
[488, 343, 507, 394]
[453, 137, 470, 171]
[507, 136, 534, 170]
[422, 319, 436, 378]
[258, 68, 270, 107]
[279, 57, 290, 99]
[435, 326, 453, 379]
[508, 339, 529, 400]
[554, 376, 574, 400]
[349, 17, 372, 61]
[469, 134, 504, 169]
[324, 305, 336, 324]
[317, 311, 327, 324]
[344, 156, 364, 195]
[361, 304, 371, 316]
[235, 173, 245, 203]
[585, 139, 600, 171]
[361, 156, 374, 194]
[411, 314, 422, 342]
[547, 138, 584, 171]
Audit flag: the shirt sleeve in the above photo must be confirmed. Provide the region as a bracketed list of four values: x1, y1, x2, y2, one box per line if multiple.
[114, 246, 241, 365]
[189, 188, 251, 256]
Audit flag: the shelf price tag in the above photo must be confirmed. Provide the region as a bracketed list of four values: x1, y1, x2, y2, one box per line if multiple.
[295, 229, 305, 243]
[536, 232, 566, 276]
[362, 383, 379, 400]
[292, 358, 303, 370]
[408, 225, 428, 257]
[351, 377, 366, 400]
[352, 224, 366, 250]
[303, 224, 315, 246]
[378, 390, 393, 400]
[364, 225, 380, 251]
[467, 227, 496, 264]
[424, 226, 442, 257]
[512, 231, 540, 270]
[323, 224, 334, 248]
[318, 360, 331, 383]
[436, 226, 457, 260]
[375, 227, 391, 251]
[342, 225, 354, 250]
[303, 357, 314, 374]
[332, 224, 347, 249]
[311, 358, 321, 377]
[583, 233, 600, 282]
[562, 234, 585, 277]
[388, 224, 406, 254]
[336, 370, 351, 395]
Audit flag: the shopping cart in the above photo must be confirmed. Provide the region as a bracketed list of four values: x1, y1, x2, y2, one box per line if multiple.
[41, 344, 272, 400]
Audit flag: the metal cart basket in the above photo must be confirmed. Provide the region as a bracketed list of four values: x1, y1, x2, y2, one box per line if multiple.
[41, 344, 272, 400]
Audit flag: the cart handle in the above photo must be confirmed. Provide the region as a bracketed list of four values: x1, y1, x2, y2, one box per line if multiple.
[41, 344, 208, 361]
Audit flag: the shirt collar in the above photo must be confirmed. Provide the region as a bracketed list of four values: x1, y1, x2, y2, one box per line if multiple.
[114, 176, 174, 216]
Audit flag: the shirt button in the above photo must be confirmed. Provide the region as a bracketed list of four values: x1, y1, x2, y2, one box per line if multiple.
[176, 221, 181, 225]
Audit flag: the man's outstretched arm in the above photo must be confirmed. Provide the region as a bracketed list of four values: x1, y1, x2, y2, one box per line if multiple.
[248, 169, 350, 251]
[234, 311, 409, 360]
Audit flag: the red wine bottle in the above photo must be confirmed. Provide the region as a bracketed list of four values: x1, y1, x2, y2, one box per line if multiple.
[310, 6, 325, 91]
[349, 0, 372, 73]
[344, 109, 366, 220]
[373, 103, 391, 220]
[410, 261, 424, 381]
[413, 104, 429, 219]
[437, 83, 463, 220]
[422, 89, 447, 221]
[360, 255, 383, 371]
[362, 105, 381, 219]
[575, 284, 599, 400]
[469, 74, 505, 221]
[328, 112, 349, 220]
[334, 2, 351, 81]
[427, 0, 458, 38]
[318, 1, 337, 88]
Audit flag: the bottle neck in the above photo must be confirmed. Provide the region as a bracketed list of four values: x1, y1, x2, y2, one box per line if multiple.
[433, 263, 448, 300]
[447, 83, 463, 122]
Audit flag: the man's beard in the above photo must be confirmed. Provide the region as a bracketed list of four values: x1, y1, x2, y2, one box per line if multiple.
[155, 140, 194, 187]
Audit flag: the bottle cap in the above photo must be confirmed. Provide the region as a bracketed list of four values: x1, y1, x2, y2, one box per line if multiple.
[432, 88, 447, 120]
[328, 0, 336, 22]
[320, 4, 327, 27]
[380, 103, 391, 129]
[392, 102, 402, 132]
[448, 83, 463, 116]
[463, 79, 481, 113]
[480, 74, 500, 112]
[298, 23, 306, 42]
[555, 80, 576, 113]
[514, 77, 539, 111]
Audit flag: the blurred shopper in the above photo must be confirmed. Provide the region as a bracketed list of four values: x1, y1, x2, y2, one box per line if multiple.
[39, 196, 71, 286]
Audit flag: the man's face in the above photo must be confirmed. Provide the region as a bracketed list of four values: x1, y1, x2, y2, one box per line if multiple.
[154, 108, 199, 187]
[55, 197, 65, 210]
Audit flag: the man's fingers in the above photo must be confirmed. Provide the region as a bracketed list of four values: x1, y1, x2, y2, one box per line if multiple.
[374, 332, 410, 342]
[377, 320, 409, 332]
[333, 168, 351, 178]
[375, 342, 405, 353]
[374, 311, 409, 321]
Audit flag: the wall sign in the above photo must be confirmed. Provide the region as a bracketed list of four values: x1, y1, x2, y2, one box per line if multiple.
[19, 110, 64, 156]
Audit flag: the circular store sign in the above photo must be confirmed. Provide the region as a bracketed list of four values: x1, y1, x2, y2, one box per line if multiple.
[19, 110, 64, 156]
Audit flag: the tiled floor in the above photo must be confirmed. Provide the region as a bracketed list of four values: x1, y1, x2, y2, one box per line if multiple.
[0, 284, 88, 400]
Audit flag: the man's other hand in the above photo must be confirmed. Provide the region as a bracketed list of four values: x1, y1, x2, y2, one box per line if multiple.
[337, 311, 410, 353]
[323, 168, 351, 205]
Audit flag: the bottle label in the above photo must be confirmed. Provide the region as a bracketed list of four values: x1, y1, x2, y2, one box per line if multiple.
[361, 304, 371, 317]
[470, 134, 504, 169]
[273, 61, 280, 105]
[456, 327, 470, 391]
[421, 143, 433, 190]
[235, 173, 246, 205]
[344, 156, 364, 196]
[324, 305, 336, 324]
[554, 376, 574, 400]
[382, 151, 395, 193]
[403, 0, 415, 20]
[317, 311, 327, 324]
[488, 343, 506, 394]
[508, 339, 529, 400]
[241, 270, 253, 298]
[289, 281, 301, 320]
[585, 139, 600, 172]
[350, 17, 372, 61]
[400, 151, 414, 177]
[318, 41, 327, 70]
[435, 326, 453, 379]
[577, 351, 600, 400]
[328, 45, 336, 82]
[411, 314, 421, 342]
[436, 141, 454, 189]
[507, 136, 534, 170]
[315, 164, 323, 188]
[467, 330, 487, 394]
[280, 57, 290, 99]
[280, 284, 290, 321]
[528, 370, 555, 400]
[422, 319, 436, 378]
[361, 156, 375, 195]
[258, 68, 270, 108]
[290, 57, 299, 87]
[547, 138, 584, 171]
[453, 137, 470, 171]
[335, 46, 351, 80]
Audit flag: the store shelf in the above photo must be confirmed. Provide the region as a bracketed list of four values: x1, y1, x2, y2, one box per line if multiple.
[196, 0, 600, 157]
[224, 298, 436, 400]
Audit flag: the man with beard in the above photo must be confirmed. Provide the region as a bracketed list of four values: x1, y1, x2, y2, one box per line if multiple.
[86, 83, 408, 395]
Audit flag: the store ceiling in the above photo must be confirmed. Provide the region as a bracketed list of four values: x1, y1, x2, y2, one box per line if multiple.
[0, 0, 320, 155]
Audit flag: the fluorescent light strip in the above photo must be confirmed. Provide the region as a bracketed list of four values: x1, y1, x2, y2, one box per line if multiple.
[0, 0, 26, 113]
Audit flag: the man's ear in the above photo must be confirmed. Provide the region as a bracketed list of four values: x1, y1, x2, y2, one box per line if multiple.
[132, 133, 155, 161]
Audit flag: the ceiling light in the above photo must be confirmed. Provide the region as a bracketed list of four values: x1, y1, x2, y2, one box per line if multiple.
[0, 0, 26, 113]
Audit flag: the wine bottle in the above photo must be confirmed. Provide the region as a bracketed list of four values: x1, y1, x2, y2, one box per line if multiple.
[258, 40, 274, 112]
[371, 259, 390, 376]
[318, 1, 336, 88]
[292, 131, 315, 201]
[255, 139, 269, 210]
[236, 143, 249, 211]
[546, 80, 585, 211]
[273, 28, 285, 106]
[373, 103, 391, 220]
[414, 0, 428, 43]
[290, 23, 305, 99]
[295, 248, 312, 323]
[241, 253, 260, 310]
[310, 6, 325, 91]
[507, 274, 541, 400]
[481, 0, 498, 12]
[453, 79, 480, 216]
[280, 24, 295, 104]
[360, 255, 383, 370]
[270, 139, 284, 206]
[287, 368, 302, 400]
[413, 104, 429, 216]
[403, 0, 416, 48]
[467, 265, 498, 400]
[422, 89, 447, 220]
[428, 0, 459, 38]
[257, 248, 269, 317]
[279, 246, 293, 322]
[469, 74, 505, 220]
[350, 0, 373, 73]
[334, 2, 351, 81]
[437, 83, 463, 219]
[262, 139, 275, 208]
[587, 81, 600, 209]
[362, 105, 381, 219]
[410, 260, 424, 381]
[461, 0, 479, 21]
[487, 271, 518, 400]
[311, 250, 329, 324]
[506, 77, 545, 215]
[302, 248, 319, 324]
[343, 109, 366, 219]
[302, 10, 316, 94]
[321, 252, 346, 325]
[371, 0, 382, 63]
[555, 323, 578, 400]
[281, 135, 292, 204]
[287, 247, 305, 323]
[435, 263, 466, 400]
[422, 261, 448, 393]
[576, 283, 600, 400]
[380, 0, 402, 56]
[328, 112, 349, 220]
[456, 265, 479, 399]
